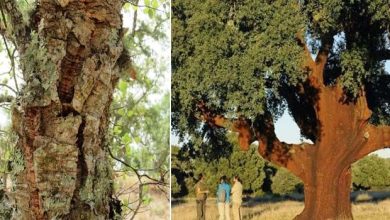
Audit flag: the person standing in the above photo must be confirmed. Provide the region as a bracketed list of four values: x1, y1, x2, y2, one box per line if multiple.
[231, 175, 243, 220]
[217, 176, 231, 220]
[195, 173, 209, 220]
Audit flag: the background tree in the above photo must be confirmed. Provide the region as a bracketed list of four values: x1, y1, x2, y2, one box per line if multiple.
[0, 0, 170, 219]
[271, 167, 303, 196]
[172, 0, 390, 219]
[352, 155, 390, 191]
[171, 141, 267, 198]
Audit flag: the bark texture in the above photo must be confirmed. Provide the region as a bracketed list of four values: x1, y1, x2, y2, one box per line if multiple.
[199, 36, 390, 220]
[6, 0, 127, 219]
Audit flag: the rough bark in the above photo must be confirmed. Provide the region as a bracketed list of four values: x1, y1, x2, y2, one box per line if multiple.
[6, 0, 128, 219]
[199, 37, 390, 220]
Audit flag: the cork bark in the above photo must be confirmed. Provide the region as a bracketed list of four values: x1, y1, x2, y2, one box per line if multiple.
[6, 0, 128, 219]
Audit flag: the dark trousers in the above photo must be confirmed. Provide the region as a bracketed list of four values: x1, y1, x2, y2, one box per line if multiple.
[196, 199, 206, 220]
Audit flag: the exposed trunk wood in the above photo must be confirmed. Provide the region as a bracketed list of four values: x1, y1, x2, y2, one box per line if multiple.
[8, 0, 126, 219]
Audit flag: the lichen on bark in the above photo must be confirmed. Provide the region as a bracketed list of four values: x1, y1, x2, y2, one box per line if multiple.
[20, 32, 61, 107]
[4, 0, 126, 219]
[32, 136, 79, 219]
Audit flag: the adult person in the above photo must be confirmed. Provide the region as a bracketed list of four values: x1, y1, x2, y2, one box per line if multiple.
[231, 175, 243, 220]
[195, 173, 209, 220]
[217, 175, 231, 220]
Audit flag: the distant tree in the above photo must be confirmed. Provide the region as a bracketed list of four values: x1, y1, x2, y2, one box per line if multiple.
[171, 142, 266, 197]
[172, 1, 390, 219]
[352, 155, 390, 190]
[171, 175, 181, 196]
[271, 167, 303, 195]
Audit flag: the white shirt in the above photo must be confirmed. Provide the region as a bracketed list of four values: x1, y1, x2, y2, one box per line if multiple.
[231, 181, 243, 204]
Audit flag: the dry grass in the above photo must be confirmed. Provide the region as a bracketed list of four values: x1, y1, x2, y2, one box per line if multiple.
[353, 199, 390, 220]
[172, 198, 390, 220]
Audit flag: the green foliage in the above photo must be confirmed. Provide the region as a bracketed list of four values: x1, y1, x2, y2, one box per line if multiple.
[172, 0, 306, 136]
[352, 155, 390, 190]
[108, 1, 170, 217]
[16, 0, 35, 24]
[172, 0, 390, 148]
[171, 175, 181, 195]
[271, 167, 303, 195]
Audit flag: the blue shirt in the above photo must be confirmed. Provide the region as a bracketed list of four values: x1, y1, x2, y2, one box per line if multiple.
[216, 183, 231, 203]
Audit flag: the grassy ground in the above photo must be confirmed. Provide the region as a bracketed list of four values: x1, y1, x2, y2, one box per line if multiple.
[172, 196, 390, 220]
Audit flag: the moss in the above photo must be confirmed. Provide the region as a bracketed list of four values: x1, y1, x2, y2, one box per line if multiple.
[33, 137, 78, 218]
[20, 31, 60, 107]
[10, 148, 25, 179]
[79, 155, 113, 213]
[0, 189, 12, 220]
[44, 114, 82, 145]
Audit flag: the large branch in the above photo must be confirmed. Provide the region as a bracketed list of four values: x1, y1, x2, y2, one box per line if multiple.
[197, 102, 310, 180]
[253, 112, 311, 180]
[312, 35, 334, 84]
[1, 0, 30, 52]
[197, 102, 254, 150]
[354, 124, 390, 160]
[296, 31, 315, 72]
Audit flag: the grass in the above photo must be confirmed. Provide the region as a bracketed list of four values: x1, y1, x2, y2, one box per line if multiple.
[172, 197, 390, 220]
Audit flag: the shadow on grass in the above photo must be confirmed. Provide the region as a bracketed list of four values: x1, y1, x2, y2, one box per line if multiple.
[172, 190, 390, 206]
[239, 191, 390, 207]
[351, 191, 390, 203]
[241, 207, 270, 220]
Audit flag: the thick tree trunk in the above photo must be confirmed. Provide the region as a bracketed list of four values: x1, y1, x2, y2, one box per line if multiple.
[295, 166, 353, 220]
[7, 0, 126, 219]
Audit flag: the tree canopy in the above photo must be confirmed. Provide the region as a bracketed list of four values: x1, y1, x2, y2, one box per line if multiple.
[172, 0, 390, 141]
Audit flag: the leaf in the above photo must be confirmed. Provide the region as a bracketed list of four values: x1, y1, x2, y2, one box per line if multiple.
[152, 0, 159, 9]
[123, 133, 131, 144]
[118, 80, 128, 93]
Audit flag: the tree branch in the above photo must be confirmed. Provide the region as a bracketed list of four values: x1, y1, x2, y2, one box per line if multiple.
[296, 31, 315, 72]
[315, 36, 333, 65]
[0, 83, 17, 94]
[313, 35, 334, 83]
[123, 0, 166, 13]
[197, 101, 310, 180]
[197, 101, 254, 150]
[354, 124, 390, 160]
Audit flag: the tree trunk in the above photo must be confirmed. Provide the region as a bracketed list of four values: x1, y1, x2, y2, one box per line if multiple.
[295, 165, 353, 220]
[8, 0, 126, 219]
